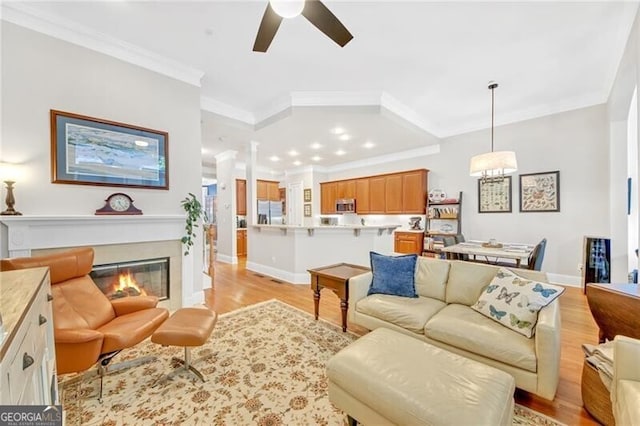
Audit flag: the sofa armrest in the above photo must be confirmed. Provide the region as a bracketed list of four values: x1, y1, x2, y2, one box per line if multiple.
[614, 335, 640, 383]
[111, 295, 159, 316]
[533, 298, 562, 400]
[347, 272, 372, 322]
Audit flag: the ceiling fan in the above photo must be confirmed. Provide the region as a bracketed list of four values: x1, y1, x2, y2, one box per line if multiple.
[253, 0, 353, 52]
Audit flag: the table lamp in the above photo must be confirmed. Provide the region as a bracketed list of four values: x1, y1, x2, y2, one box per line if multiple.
[0, 162, 23, 216]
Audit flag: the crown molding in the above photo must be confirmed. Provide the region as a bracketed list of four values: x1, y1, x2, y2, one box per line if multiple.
[326, 145, 440, 173]
[214, 150, 238, 162]
[200, 96, 255, 125]
[437, 92, 606, 137]
[291, 91, 382, 107]
[1, 2, 204, 87]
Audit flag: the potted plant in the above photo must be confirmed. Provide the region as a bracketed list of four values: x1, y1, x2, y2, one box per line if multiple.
[181, 193, 207, 255]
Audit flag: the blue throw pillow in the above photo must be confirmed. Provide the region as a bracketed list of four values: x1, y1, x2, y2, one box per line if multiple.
[368, 252, 418, 298]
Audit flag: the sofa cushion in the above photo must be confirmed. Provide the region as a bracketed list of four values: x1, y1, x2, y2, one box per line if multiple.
[368, 252, 418, 298]
[616, 380, 640, 426]
[414, 257, 450, 301]
[471, 268, 564, 338]
[446, 261, 499, 306]
[425, 304, 537, 372]
[356, 294, 446, 334]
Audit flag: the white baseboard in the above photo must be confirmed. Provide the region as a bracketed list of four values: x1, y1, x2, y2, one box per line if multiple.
[547, 273, 582, 288]
[245, 261, 308, 284]
[216, 253, 236, 264]
[183, 290, 205, 307]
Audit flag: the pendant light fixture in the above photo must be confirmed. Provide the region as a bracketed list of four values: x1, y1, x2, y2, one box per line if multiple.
[469, 82, 518, 182]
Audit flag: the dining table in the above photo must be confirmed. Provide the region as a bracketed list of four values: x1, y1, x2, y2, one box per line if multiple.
[440, 240, 536, 268]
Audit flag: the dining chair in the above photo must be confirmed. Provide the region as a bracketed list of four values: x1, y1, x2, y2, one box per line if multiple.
[443, 236, 457, 260]
[527, 238, 547, 271]
[454, 234, 470, 261]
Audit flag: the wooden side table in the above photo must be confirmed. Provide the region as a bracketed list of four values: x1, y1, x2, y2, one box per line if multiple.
[308, 263, 370, 332]
[583, 283, 640, 425]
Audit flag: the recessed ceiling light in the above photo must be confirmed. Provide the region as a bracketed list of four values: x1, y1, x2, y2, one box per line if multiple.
[339, 134, 351, 141]
[270, 155, 280, 162]
[331, 127, 345, 135]
[363, 141, 375, 149]
[293, 160, 302, 166]
[311, 155, 322, 162]
[310, 142, 322, 150]
[288, 149, 299, 156]
[335, 149, 346, 156]
[201, 147, 209, 154]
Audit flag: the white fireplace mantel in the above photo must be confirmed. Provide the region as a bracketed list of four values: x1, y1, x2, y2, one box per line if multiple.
[0, 215, 202, 307]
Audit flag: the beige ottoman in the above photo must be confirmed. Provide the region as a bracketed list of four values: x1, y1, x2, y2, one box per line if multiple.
[326, 328, 515, 426]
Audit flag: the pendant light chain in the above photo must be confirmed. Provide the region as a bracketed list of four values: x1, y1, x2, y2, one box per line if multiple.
[489, 82, 498, 153]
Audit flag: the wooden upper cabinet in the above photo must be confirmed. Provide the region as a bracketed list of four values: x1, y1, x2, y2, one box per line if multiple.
[236, 179, 247, 215]
[320, 182, 337, 214]
[336, 180, 356, 199]
[385, 174, 404, 213]
[256, 180, 268, 200]
[402, 169, 428, 213]
[369, 176, 386, 213]
[319, 169, 428, 215]
[355, 179, 370, 214]
[257, 179, 280, 201]
[267, 181, 280, 201]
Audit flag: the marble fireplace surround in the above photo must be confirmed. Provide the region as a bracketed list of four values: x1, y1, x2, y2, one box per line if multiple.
[0, 215, 201, 310]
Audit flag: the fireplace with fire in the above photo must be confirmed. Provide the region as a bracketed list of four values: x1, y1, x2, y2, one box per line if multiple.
[90, 257, 169, 301]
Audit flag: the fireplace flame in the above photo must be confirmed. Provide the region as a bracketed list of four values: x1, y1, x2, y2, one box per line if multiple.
[110, 271, 148, 298]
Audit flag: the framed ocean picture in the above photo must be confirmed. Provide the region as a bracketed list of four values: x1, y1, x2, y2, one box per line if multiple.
[51, 110, 168, 189]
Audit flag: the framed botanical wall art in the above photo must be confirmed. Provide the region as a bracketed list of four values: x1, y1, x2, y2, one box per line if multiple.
[519, 171, 560, 212]
[304, 188, 312, 202]
[51, 110, 169, 189]
[478, 177, 512, 213]
[304, 203, 312, 217]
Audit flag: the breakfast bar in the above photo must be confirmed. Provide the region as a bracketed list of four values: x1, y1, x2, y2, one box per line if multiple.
[246, 224, 399, 284]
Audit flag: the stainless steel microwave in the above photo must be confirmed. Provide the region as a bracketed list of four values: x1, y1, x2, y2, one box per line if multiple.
[336, 198, 356, 213]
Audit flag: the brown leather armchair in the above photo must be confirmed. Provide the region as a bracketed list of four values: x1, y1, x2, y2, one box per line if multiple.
[0, 247, 169, 398]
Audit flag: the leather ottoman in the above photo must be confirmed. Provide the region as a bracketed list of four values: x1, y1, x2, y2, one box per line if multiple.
[326, 327, 515, 426]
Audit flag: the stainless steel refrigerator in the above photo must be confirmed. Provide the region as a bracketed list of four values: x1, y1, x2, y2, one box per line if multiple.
[257, 200, 283, 225]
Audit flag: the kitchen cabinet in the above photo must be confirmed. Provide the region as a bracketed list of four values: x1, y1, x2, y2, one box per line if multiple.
[385, 174, 404, 213]
[336, 180, 356, 199]
[257, 180, 280, 201]
[0, 268, 58, 405]
[236, 179, 247, 215]
[355, 179, 370, 213]
[402, 170, 428, 213]
[257, 180, 267, 200]
[321, 182, 337, 214]
[237, 229, 247, 256]
[369, 176, 386, 213]
[394, 231, 424, 255]
[320, 169, 428, 215]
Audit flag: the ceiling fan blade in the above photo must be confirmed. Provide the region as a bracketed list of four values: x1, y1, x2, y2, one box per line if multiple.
[253, 3, 283, 52]
[301, 0, 353, 47]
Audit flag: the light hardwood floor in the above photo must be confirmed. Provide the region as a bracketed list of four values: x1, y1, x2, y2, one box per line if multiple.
[205, 259, 601, 426]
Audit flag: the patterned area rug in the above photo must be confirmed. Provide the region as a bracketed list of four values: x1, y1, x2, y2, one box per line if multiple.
[60, 299, 564, 425]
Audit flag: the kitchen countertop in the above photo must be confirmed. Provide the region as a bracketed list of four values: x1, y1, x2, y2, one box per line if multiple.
[0, 267, 49, 360]
[395, 229, 426, 233]
[253, 224, 402, 230]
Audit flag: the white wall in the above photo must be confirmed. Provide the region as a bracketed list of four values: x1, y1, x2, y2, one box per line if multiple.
[326, 105, 610, 283]
[1, 23, 204, 291]
[607, 9, 640, 282]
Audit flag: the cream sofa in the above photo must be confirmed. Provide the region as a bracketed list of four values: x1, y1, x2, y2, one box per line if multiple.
[612, 335, 640, 425]
[348, 256, 561, 400]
